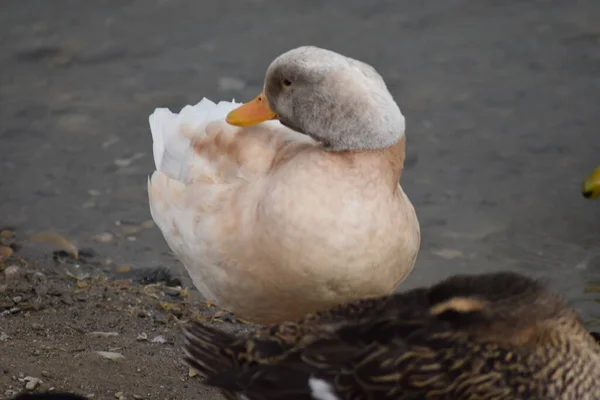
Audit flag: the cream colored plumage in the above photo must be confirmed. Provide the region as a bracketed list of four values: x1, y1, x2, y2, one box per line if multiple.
[148, 46, 420, 324]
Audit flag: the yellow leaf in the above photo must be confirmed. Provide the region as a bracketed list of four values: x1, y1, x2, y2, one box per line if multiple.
[115, 265, 132, 273]
[0, 246, 13, 259]
[29, 232, 78, 259]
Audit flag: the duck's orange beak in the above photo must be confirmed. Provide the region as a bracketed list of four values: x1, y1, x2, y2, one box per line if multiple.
[226, 92, 278, 127]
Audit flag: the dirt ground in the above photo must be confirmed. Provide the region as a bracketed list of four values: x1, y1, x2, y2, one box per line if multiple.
[0, 229, 254, 400]
[1, 228, 599, 400]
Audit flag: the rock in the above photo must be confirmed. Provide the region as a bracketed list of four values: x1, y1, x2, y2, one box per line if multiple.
[48, 287, 63, 296]
[163, 287, 180, 297]
[432, 248, 463, 260]
[82, 200, 96, 209]
[150, 335, 166, 344]
[31, 271, 47, 285]
[94, 232, 114, 243]
[74, 294, 88, 302]
[136, 332, 148, 341]
[41, 371, 51, 378]
[153, 313, 168, 325]
[0, 298, 14, 309]
[4, 265, 21, 280]
[24, 376, 41, 391]
[171, 308, 183, 318]
[31, 323, 44, 331]
[12, 296, 22, 304]
[0, 284, 7, 294]
[61, 296, 74, 305]
[137, 267, 181, 287]
[114, 391, 124, 400]
[137, 310, 147, 318]
[87, 331, 119, 338]
[96, 351, 125, 361]
[0, 332, 9, 341]
[79, 247, 97, 258]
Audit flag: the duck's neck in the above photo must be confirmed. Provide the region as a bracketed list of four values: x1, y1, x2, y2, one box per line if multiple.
[335, 136, 407, 190]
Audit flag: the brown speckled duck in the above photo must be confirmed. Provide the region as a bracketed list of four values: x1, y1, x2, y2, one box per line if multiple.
[183, 271, 600, 400]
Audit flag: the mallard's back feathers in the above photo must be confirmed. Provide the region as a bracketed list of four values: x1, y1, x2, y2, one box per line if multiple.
[184, 271, 600, 400]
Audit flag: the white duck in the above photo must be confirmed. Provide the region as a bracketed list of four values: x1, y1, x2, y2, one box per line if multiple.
[148, 46, 420, 324]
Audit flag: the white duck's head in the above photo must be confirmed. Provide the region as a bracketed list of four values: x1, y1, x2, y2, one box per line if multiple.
[226, 46, 405, 151]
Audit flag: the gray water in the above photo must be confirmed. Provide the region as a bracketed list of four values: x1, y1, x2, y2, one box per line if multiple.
[1, 0, 599, 326]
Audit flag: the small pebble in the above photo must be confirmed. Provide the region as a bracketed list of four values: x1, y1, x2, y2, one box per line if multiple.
[96, 351, 125, 361]
[94, 232, 114, 243]
[61, 296, 74, 305]
[171, 309, 183, 318]
[153, 313, 168, 325]
[31, 271, 47, 285]
[0, 299, 14, 309]
[87, 331, 119, 338]
[41, 371, 51, 378]
[48, 287, 64, 296]
[136, 332, 148, 341]
[12, 296, 22, 304]
[31, 323, 44, 331]
[150, 335, 167, 344]
[24, 376, 41, 391]
[4, 265, 21, 280]
[79, 247, 97, 258]
[75, 294, 88, 302]
[163, 287, 180, 297]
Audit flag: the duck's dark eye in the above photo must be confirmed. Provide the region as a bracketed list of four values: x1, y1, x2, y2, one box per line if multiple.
[282, 79, 292, 87]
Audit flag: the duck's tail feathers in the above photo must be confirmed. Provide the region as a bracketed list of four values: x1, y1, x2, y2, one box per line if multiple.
[149, 98, 240, 183]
